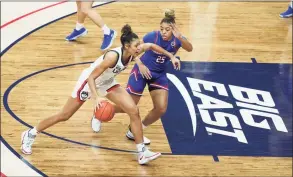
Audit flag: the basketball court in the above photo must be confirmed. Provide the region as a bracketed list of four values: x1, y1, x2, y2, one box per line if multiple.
[1, 1, 292, 176]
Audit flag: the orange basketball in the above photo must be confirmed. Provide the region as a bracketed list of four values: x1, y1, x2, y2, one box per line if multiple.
[94, 100, 115, 122]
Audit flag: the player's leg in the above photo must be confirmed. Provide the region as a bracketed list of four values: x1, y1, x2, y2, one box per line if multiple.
[123, 91, 151, 144]
[91, 86, 146, 139]
[111, 65, 151, 144]
[106, 86, 161, 164]
[126, 89, 168, 145]
[107, 86, 143, 144]
[80, 1, 116, 50]
[21, 97, 84, 155]
[91, 76, 146, 145]
[113, 94, 141, 113]
[65, 1, 89, 41]
[131, 73, 169, 144]
[142, 88, 168, 126]
[21, 70, 89, 155]
[125, 72, 169, 144]
[142, 73, 169, 126]
[280, 0, 293, 18]
[77, 1, 87, 24]
[80, 1, 104, 27]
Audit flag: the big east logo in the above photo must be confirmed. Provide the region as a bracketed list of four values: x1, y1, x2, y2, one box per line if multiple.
[162, 61, 292, 157]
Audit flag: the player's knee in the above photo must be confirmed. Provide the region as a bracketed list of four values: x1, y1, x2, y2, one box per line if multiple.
[114, 104, 124, 113]
[80, 6, 90, 15]
[126, 106, 139, 117]
[155, 106, 167, 115]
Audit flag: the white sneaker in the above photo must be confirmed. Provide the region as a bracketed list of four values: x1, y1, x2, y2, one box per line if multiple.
[126, 130, 151, 145]
[138, 147, 161, 165]
[91, 116, 101, 133]
[21, 129, 36, 155]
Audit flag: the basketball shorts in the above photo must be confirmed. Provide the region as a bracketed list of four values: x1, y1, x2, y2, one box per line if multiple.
[126, 64, 169, 96]
[71, 69, 120, 102]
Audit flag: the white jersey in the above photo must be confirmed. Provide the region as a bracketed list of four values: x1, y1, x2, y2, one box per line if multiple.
[86, 46, 132, 87]
[71, 47, 133, 100]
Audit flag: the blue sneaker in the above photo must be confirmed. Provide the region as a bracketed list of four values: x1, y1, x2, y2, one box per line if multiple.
[100, 29, 117, 50]
[280, 6, 293, 18]
[65, 27, 88, 41]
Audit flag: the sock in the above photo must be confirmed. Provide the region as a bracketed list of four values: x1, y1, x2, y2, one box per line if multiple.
[29, 127, 38, 136]
[102, 24, 110, 35]
[75, 22, 84, 31]
[136, 143, 145, 152]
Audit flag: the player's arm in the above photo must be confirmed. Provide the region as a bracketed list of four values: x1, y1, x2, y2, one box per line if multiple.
[178, 35, 193, 52]
[170, 23, 193, 52]
[135, 42, 178, 68]
[87, 52, 118, 109]
[138, 43, 174, 59]
[141, 43, 180, 69]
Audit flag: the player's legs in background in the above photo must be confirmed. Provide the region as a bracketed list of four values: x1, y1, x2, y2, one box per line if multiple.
[280, 0, 293, 18]
[65, 1, 89, 41]
[66, 1, 117, 50]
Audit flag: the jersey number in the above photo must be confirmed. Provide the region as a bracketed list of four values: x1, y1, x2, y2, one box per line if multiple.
[156, 56, 166, 63]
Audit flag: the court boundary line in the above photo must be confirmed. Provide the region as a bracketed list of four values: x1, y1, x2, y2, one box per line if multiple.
[0, 136, 48, 177]
[0, 1, 67, 29]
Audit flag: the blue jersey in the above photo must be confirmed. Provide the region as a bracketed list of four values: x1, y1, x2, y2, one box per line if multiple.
[140, 31, 182, 72]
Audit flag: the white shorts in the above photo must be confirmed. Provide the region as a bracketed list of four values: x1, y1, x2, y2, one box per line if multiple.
[71, 69, 120, 102]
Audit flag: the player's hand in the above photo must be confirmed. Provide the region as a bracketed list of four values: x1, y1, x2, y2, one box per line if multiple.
[138, 63, 152, 80]
[171, 23, 182, 39]
[171, 56, 181, 70]
[93, 96, 103, 112]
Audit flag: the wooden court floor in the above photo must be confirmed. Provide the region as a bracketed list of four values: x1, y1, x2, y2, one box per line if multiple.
[1, 2, 292, 176]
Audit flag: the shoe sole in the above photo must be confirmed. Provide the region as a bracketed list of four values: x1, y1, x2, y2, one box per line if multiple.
[20, 131, 32, 155]
[126, 134, 151, 145]
[101, 30, 117, 51]
[279, 13, 293, 18]
[139, 152, 161, 165]
[65, 30, 88, 41]
[91, 116, 101, 133]
[148, 152, 161, 161]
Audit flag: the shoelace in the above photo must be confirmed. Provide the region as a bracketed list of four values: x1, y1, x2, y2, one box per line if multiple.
[25, 133, 35, 147]
[25, 138, 34, 148]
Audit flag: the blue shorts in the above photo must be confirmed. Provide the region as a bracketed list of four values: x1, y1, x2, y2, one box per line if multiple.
[126, 64, 169, 96]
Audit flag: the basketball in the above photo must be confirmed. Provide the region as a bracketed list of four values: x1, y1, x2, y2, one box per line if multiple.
[94, 100, 115, 122]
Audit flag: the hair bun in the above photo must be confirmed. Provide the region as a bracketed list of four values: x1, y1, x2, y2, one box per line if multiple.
[164, 9, 175, 20]
[121, 24, 132, 36]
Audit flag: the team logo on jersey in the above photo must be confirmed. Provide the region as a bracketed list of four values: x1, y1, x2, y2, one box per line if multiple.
[113, 65, 125, 74]
[161, 61, 292, 157]
[80, 91, 89, 101]
[171, 41, 176, 47]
